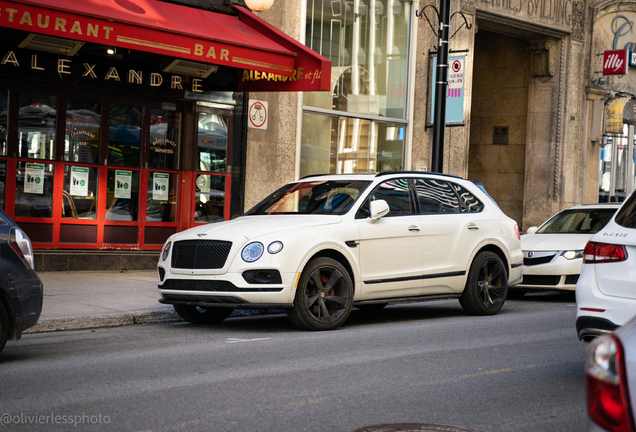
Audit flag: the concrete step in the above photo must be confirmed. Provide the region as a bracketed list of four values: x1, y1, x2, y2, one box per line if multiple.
[35, 250, 160, 272]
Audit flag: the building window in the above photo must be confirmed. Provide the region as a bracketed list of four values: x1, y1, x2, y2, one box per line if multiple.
[149, 109, 180, 170]
[197, 113, 228, 173]
[300, 112, 405, 177]
[15, 161, 55, 218]
[62, 165, 98, 219]
[18, 93, 57, 160]
[65, 99, 101, 164]
[303, 0, 411, 176]
[0, 89, 7, 156]
[147, 171, 178, 222]
[106, 168, 140, 221]
[108, 104, 142, 167]
[304, 0, 410, 119]
[194, 174, 225, 223]
[0, 159, 5, 210]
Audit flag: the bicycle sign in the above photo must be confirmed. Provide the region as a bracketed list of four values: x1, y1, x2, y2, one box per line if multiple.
[248, 99, 268, 129]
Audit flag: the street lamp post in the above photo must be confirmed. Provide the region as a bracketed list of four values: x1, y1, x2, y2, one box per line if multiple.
[416, 2, 471, 173]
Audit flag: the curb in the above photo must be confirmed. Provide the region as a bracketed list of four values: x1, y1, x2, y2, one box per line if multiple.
[24, 309, 182, 334]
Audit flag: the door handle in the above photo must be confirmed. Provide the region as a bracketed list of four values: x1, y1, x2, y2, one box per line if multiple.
[467, 223, 479, 230]
[408, 225, 420, 232]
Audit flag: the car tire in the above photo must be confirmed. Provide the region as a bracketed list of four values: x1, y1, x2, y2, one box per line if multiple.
[355, 303, 388, 311]
[0, 302, 9, 355]
[459, 251, 508, 316]
[173, 304, 233, 324]
[287, 257, 353, 331]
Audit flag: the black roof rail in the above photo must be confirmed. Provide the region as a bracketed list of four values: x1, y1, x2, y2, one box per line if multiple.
[375, 171, 462, 179]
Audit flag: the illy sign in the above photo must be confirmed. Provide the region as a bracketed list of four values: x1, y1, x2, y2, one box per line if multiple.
[603, 50, 628, 75]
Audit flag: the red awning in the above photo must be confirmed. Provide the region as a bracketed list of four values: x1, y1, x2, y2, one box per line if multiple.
[0, 0, 297, 76]
[233, 5, 330, 92]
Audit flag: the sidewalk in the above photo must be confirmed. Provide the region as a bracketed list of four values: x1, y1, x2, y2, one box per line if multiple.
[25, 270, 180, 334]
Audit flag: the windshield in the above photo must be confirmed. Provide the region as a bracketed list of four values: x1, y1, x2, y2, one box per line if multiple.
[536, 208, 617, 234]
[245, 180, 371, 216]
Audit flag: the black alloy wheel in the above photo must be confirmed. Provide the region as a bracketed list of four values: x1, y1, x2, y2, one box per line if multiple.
[173, 304, 234, 324]
[459, 251, 508, 315]
[288, 257, 353, 330]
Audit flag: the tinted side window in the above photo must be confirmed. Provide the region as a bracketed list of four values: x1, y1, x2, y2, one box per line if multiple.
[363, 179, 412, 216]
[450, 183, 484, 212]
[414, 179, 460, 213]
[615, 191, 636, 229]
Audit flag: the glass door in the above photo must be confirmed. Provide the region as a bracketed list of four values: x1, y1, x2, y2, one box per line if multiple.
[599, 125, 636, 203]
[193, 108, 233, 225]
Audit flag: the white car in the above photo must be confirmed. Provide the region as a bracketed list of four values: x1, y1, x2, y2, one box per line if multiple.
[585, 314, 636, 431]
[576, 188, 636, 342]
[513, 204, 620, 295]
[157, 172, 523, 330]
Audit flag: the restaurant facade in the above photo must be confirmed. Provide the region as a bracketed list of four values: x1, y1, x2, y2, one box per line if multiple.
[0, 0, 329, 254]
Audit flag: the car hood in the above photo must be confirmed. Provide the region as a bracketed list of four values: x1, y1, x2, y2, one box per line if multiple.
[172, 215, 343, 242]
[521, 233, 591, 251]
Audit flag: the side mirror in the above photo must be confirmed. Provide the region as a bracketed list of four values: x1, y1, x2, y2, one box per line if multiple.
[526, 226, 538, 234]
[368, 200, 390, 222]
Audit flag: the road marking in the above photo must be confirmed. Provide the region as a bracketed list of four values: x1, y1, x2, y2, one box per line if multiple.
[285, 396, 332, 408]
[226, 337, 272, 344]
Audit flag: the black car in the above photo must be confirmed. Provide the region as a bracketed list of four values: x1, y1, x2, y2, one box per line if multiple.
[0, 209, 43, 355]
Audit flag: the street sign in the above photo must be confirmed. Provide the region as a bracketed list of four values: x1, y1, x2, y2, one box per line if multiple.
[248, 99, 268, 129]
[603, 50, 628, 75]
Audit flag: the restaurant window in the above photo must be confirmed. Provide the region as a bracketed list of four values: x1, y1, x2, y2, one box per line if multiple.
[18, 93, 57, 160]
[0, 89, 7, 156]
[62, 165, 98, 219]
[0, 159, 6, 210]
[197, 113, 228, 173]
[300, 112, 404, 177]
[194, 174, 225, 223]
[149, 109, 180, 170]
[146, 171, 178, 222]
[106, 169, 140, 221]
[65, 99, 101, 164]
[14, 161, 55, 218]
[108, 104, 142, 167]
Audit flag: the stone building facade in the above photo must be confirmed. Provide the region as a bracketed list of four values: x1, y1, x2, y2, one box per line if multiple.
[247, 0, 611, 231]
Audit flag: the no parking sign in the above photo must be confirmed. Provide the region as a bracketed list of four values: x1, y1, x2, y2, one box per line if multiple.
[248, 100, 268, 129]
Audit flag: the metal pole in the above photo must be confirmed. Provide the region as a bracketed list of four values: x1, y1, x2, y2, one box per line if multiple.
[431, 0, 451, 173]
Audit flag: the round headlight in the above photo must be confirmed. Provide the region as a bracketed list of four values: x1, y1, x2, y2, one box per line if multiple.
[162, 241, 172, 261]
[267, 241, 284, 254]
[242, 242, 264, 262]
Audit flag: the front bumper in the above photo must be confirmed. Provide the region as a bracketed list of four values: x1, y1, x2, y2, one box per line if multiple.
[516, 255, 582, 291]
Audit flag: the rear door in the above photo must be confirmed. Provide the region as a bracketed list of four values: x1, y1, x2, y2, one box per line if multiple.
[414, 179, 484, 293]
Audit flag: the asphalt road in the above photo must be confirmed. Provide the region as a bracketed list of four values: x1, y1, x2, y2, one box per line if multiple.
[0, 293, 587, 432]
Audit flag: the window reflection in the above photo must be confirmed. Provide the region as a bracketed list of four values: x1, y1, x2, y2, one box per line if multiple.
[194, 174, 225, 223]
[0, 159, 5, 210]
[14, 162, 55, 218]
[304, 0, 410, 119]
[149, 109, 180, 170]
[106, 169, 139, 221]
[65, 99, 101, 164]
[197, 114, 227, 173]
[62, 165, 98, 219]
[0, 89, 7, 156]
[147, 172, 178, 222]
[18, 93, 56, 160]
[108, 104, 142, 167]
[300, 112, 404, 177]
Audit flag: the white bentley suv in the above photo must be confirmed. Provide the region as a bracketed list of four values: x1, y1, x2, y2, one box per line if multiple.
[157, 172, 523, 330]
